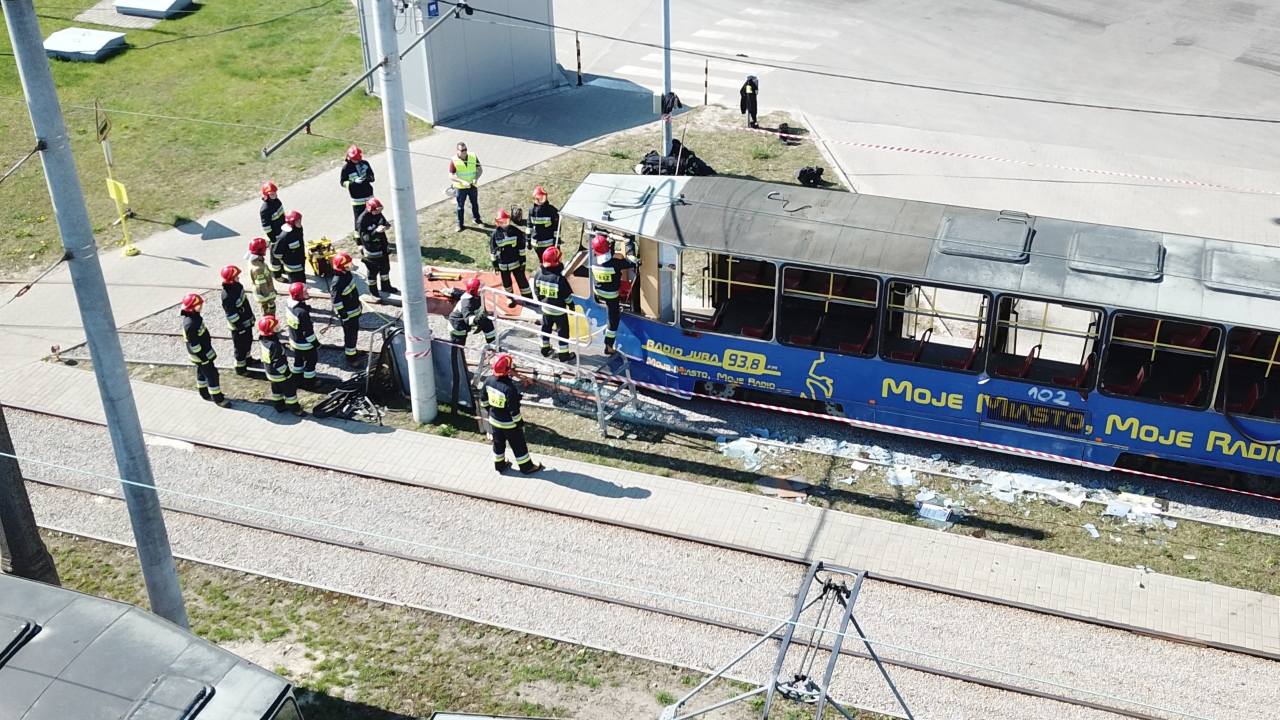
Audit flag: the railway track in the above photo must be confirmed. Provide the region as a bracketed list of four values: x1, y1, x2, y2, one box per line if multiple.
[29, 472, 1191, 720]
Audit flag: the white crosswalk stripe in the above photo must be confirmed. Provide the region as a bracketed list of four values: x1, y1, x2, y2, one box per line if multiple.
[691, 29, 820, 50]
[749, 0, 863, 25]
[588, 77, 724, 105]
[669, 40, 797, 62]
[639, 53, 775, 76]
[716, 17, 840, 37]
[614, 65, 744, 89]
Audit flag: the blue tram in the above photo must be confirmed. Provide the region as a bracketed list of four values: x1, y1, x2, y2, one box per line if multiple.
[560, 174, 1280, 490]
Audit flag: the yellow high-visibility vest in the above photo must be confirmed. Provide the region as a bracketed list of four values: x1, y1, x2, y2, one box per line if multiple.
[452, 153, 479, 188]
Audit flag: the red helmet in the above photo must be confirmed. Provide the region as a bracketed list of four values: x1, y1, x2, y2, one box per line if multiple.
[332, 252, 353, 272]
[284, 210, 301, 226]
[261, 181, 277, 200]
[541, 247, 562, 267]
[288, 282, 307, 301]
[346, 145, 362, 162]
[365, 197, 382, 212]
[494, 208, 510, 223]
[464, 277, 482, 295]
[220, 265, 241, 283]
[591, 234, 611, 255]
[493, 353, 514, 376]
[248, 237, 268, 256]
[532, 186, 547, 199]
[181, 293, 203, 313]
[258, 316, 279, 336]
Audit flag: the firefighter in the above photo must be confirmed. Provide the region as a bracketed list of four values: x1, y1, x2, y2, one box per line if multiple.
[449, 141, 483, 232]
[533, 247, 576, 363]
[480, 353, 542, 475]
[274, 210, 306, 284]
[489, 209, 533, 308]
[285, 282, 318, 388]
[180, 293, 229, 407]
[355, 198, 398, 298]
[220, 265, 261, 376]
[260, 181, 285, 279]
[447, 277, 496, 347]
[739, 75, 759, 129]
[259, 316, 304, 416]
[590, 233, 638, 354]
[339, 145, 375, 228]
[246, 237, 276, 319]
[330, 252, 363, 367]
[527, 186, 560, 254]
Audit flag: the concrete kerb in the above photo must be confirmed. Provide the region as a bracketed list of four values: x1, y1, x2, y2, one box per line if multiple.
[800, 112, 857, 194]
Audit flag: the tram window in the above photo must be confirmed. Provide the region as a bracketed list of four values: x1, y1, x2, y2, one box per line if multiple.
[991, 297, 1101, 389]
[881, 281, 989, 372]
[778, 267, 879, 356]
[679, 250, 776, 340]
[1100, 313, 1220, 408]
[1214, 327, 1280, 420]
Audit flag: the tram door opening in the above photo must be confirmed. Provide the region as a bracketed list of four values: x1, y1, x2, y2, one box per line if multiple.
[633, 236, 675, 324]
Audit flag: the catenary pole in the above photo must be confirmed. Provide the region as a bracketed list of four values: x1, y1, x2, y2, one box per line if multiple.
[662, 0, 673, 155]
[0, 402, 59, 585]
[373, 0, 437, 423]
[1, 0, 188, 626]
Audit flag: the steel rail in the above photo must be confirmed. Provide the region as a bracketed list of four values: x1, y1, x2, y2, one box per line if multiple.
[29, 474, 1170, 720]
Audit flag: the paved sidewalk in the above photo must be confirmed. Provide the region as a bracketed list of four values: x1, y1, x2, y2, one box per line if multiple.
[3, 361, 1277, 660]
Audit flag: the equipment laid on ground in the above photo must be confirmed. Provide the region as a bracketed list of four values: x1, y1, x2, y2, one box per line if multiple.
[637, 139, 715, 177]
[311, 369, 382, 424]
[306, 236, 336, 278]
[796, 166, 826, 187]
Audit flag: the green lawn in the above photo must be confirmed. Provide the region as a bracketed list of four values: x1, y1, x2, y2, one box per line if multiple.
[0, 0, 428, 276]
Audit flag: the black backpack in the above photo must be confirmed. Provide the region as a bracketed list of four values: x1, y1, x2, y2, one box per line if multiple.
[796, 166, 825, 187]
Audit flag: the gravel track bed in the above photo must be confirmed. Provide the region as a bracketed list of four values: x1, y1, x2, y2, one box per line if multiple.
[12, 410, 1276, 720]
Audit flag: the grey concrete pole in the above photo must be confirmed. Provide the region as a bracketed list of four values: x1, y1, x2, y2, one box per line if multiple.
[0, 402, 60, 585]
[373, 0, 437, 423]
[1, 0, 188, 627]
[663, 0, 673, 155]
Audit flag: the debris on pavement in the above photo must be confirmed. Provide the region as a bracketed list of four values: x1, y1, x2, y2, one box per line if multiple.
[1083, 523, 1100, 539]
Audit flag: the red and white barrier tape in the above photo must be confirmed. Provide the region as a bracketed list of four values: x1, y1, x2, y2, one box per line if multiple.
[745, 126, 1280, 197]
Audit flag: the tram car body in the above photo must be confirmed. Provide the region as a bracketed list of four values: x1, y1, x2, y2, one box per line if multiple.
[0, 574, 303, 720]
[561, 173, 1280, 488]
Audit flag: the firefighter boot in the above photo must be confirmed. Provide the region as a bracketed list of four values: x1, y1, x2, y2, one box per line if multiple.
[518, 460, 544, 475]
[380, 279, 399, 296]
[246, 358, 264, 370]
[541, 345, 553, 358]
[199, 386, 211, 400]
[211, 392, 229, 408]
[557, 351, 577, 364]
[495, 460, 511, 474]
[274, 399, 288, 413]
[235, 366, 250, 377]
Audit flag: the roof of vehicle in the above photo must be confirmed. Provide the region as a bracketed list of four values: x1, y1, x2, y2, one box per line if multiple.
[0, 574, 290, 720]
[561, 173, 1280, 331]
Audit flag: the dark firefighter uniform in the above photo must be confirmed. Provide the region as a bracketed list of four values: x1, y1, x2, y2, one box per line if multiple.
[591, 240, 638, 353]
[331, 270, 363, 363]
[261, 331, 300, 413]
[260, 197, 285, 275]
[447, 292, 496, 346]
[340, 159, 375, 226]
[480, 373, 539, 474]
[356, 210, 394, 296]
[182, 309, 225, 405]
[221, 281, 257, 375]
[490, 224, 534, 303]
[527, 201, 560, 253]
[275, 225, 306, 284]
[533, 263, 576, 362]
[285, 299, 318, 385]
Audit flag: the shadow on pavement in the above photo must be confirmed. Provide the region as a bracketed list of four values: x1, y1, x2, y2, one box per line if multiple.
[450, 82, 679, 147]
[174, 219, 240, 241]
[538, 467, 652, 499]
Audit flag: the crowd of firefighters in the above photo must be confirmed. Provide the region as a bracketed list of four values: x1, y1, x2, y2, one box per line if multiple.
[179, 141, 637, 473]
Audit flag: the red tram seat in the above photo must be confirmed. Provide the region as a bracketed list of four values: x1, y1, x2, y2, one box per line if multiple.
[784, 270, 807, 290]
[1226, 382, 1263, 415]
[790, 315, 825, 346]
[995, 345, 1041, 379]
[839, 324, 876, 354]
[732, 261, 764, 284]
[742, 309, 774, 339]
[890, 328, 932, 362]
[1160, 373, 1204, 405]
[1170, 325, 1211, 349]
[943, 339, 981, 370]
[1118, 319, 1157, 342]
[1229, 330, 1262, 363]
[1052, 353, 1094, 387]
[692, 303, 728, 331]
[1103, 365, 1147, 396]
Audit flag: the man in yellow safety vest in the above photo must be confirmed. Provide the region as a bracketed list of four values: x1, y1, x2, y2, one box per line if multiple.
[449, 141, 483, 232]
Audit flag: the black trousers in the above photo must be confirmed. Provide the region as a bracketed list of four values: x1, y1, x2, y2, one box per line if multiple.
[194, 361, 221, 394]
[286, 268, 305, 284]
[492, 425, 532, 466]
[231, 327, 253, 367]
[499, 267, 533, 298]
[269, 376, 298, 404]
[601, 296, 622, 344]
[540, 312, 570, 354]
[291, 347, 317, 380]
[342, 317, 360, 355]
[351, 201, 367, 228]
[363, 255, 390, 286]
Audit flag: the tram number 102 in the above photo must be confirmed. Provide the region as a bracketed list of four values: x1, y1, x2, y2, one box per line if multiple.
[1028, 386, 1071, 407]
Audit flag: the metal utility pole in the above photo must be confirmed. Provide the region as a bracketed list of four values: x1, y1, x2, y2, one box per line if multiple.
[662, 0, 673, 155]
[0, 403, 59, 585]
[2, 0, 188, 627]
[373, 0, 437, 423]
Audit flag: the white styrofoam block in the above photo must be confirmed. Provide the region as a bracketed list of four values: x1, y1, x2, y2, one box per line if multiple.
[114, 0, 193, 19]
[43, 27, 126, 62]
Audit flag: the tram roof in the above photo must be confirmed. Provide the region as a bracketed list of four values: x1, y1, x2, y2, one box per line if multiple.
[561, 173, 1280, 331]
[0, 574, 289, 720]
